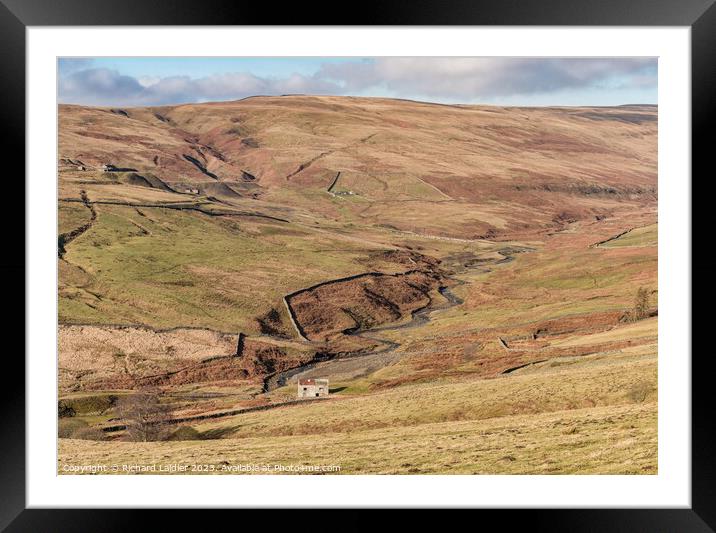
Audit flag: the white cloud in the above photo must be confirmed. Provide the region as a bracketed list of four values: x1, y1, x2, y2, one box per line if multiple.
[57, 58, 657, 107]
[319, 57, 657, 100]
[137, 76, 161, 88]
[59, 68, 145, 106]
[58, 68, 342, 106]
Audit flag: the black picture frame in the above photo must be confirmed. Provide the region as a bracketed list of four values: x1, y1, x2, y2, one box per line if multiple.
[1, 0, 707, 529]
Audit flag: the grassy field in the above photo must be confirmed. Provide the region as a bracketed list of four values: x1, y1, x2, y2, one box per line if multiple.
[59, 335, 657, 474]
[59, 202, 385, 331]
[58, 330, 657, 474]
[58, 202, 93, 235]
[600, 223, 658, 248]
[60, 402, 656, 474]
[193, 350, 656, 439]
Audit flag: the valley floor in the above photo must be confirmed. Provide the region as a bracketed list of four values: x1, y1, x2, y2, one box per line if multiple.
[59, 331, 657, 474]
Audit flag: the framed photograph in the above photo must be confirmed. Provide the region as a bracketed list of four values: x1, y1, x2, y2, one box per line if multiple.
[4, 0, 708, 528]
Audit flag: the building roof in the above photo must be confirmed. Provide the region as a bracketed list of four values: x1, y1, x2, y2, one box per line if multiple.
[298, 378, 328, 385]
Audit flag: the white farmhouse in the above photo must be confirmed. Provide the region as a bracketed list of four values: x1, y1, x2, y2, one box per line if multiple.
[297, 378, 329, 398]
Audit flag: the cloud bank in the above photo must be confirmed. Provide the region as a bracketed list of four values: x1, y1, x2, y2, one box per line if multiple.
[58, 57, 657, 107]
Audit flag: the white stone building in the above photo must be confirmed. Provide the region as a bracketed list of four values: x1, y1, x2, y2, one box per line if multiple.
[297, 378, 329, 398]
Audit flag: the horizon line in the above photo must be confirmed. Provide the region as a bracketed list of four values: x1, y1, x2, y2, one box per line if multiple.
[57, 93, 659, 110]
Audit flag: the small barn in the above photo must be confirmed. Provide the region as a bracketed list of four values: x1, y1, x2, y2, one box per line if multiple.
[297, 378, 329, 398]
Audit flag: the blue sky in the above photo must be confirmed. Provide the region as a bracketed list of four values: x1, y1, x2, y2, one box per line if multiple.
[58, 57, 657, 107]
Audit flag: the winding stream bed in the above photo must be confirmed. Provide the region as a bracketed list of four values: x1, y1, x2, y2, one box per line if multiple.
[263, 282, 466, 391]
[261, 244, 535, 393]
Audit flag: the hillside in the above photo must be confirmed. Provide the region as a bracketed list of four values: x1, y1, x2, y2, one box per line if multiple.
[57, 96, 657, 474]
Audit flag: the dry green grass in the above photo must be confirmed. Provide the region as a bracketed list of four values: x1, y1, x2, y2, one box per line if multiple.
[192, 350, 656, 438]
[553, 317, 657, 347]
[374, 216, 657, 348]
[59, 346, 657, 474]
[600, 224, 657, 248]
[57, 190, 511, 333]
[59, 401, 656, 474]
[59, 203, 389, 331]
[59, 202, 93, 235]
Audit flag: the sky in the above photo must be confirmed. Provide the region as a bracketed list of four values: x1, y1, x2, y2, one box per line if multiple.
[58, 57, 657, 107]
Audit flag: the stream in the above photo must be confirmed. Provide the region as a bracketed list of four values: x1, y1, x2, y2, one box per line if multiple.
[262, 282, 466, 392]
[260, 244, 535, 392]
